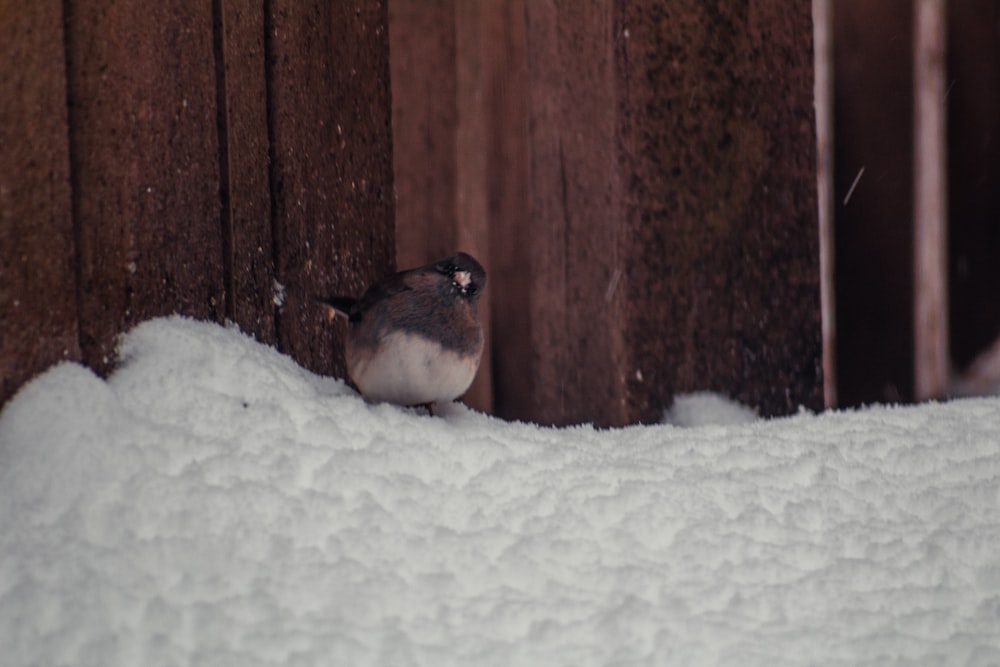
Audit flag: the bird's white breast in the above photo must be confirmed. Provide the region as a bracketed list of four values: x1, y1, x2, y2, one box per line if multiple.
[347, 331, 481, 406]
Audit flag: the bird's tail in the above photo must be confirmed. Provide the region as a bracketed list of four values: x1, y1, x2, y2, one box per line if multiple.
[316, 296, 356, 322]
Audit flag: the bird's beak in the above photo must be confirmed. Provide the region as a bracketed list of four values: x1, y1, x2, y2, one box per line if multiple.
[454, 270, 471, 289]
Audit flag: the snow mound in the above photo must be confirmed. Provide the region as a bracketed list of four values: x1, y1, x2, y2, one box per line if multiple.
[2, 316, 999, 666]
[663, 391, 759, 427]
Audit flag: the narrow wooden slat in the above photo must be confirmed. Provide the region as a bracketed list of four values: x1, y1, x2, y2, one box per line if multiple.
[387, 0, 493, 412]
[266, 0, 395, 377]
[0, 0, 79, 404]
[215, 0, 275, 343]
[616, 0, 823, 422]
[481, 0, 535, 421]
[66, 0, 225, 372]
[454, 0, 493, 412]
[388, 0, 458, 268]
[523, 0, 627, 426]
[945, 0, 1000, 391]
[483, 0, 824, 426]
[833, 0, 915, 405]
[813, 0, 837, 408]
[913, 0, 949, 401]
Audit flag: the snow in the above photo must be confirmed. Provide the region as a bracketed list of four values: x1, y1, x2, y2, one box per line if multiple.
[1, 316, 999, 666]
[662, 391, 758, 427]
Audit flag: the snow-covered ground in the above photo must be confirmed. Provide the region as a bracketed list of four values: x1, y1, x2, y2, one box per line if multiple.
[2, 316, 999, 666]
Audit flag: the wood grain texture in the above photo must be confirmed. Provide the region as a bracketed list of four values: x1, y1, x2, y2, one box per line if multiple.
[388, 0, 493, 411]
[813, 0, 837, 408]
[834, 0, 914, 404]
[947, 0, 1000, 378]
[912, 0, 948, 401]
[65, 0, 225, 372]
[215, 0, 276, 343]
[0, 0, 79, 404]
[266, 0, 395, 377]
[389, 0, 458, 267]
[453, 1, 493, 412]
[523, 0, 628, 426]
[617, 0, 823, 421]
[503, 0, 822, 425]
[481, 0, 534, 421]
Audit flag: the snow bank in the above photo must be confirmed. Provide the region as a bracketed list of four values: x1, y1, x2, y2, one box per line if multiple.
[1, 316, 999, 666]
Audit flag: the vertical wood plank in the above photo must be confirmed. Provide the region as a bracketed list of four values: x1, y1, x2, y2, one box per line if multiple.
[391, 0, 821, 424]
[486, 0, 823, 425]
[946, 0, 1000, 385]
[0, 0, 79, 404]
[215, 0, 276, 343]
[833, 0, 915, 405]
[523, 0, 628, 426]
[482, 0, 535, 421]
[388, 0, 458, 268]
[913, 0, 949, 401]
[266, 0, 395, 377]
[65, 0, 225, 372]
[454, 1, 493, 412]
[813, 0, 837, 408]
[388, 0, 492, 411]
[618, 0, 823, 421]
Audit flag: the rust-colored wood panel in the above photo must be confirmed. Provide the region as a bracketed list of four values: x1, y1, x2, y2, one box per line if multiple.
[813, 0, 837, 408]
[523, 1, 628, 426]
[266, 0, 395, 377]
[454, 1, 493, 412]
[511, 0, 821, 425]
[0, 0, 80, 405]
[947, 0, 1000, 375]
[65, 0, 225, 372]
[482, 0, 535, 421]
[617, 0, 823, 420]
[388, 0, 492, 412]
[215, 0, 275, 344]
[389, 0, 458, 267]
[833, 0, 914, 405]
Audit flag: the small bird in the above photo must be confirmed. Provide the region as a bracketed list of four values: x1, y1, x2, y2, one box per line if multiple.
[320, 252, 487, 410]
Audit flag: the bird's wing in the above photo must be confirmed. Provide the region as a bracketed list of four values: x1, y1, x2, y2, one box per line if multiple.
[319, 267, 420, 323]
[354, 270, 417, 315]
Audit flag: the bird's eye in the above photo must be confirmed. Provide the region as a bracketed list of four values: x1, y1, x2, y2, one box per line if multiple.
[436, 262, 457, 275]
[465, 284, 477, 296]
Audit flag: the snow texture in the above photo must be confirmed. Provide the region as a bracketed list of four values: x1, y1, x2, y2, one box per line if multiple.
[1, 316, 999, 666]
[662, 391, 758, 427]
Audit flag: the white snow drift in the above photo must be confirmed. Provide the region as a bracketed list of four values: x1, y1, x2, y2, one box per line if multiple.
[1, 316, 999, 666]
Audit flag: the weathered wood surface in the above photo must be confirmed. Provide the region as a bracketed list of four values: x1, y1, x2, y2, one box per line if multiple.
[267, 0, 395, 378]
[522, 1, 629, 426]
[390, 0, 824, 426]
[2, 0, 394, 407]
[946, 0, 1000, 379]
[388, 0, 494, 412]
[493, 0, 823, 425]
[389, 0, 459, 266]
[615, 1, 823, 423]
[15, 0, 993, 424]
[215, 0, 276, 344]
[479, 0, 533, 422]
[0, 0, 79, 405]
[834, 0, 915, 405]
[65, 0, 225, 372]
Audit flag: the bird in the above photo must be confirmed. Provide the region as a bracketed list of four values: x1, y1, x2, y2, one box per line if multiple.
[319, 252, 487, 410]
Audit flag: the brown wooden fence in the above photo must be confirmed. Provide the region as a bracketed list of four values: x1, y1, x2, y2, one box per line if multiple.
[2, 0, 395, 407]
[831, 0, 1000, 406]
[6, 0, 997, 426]
[6, 0, 842, 427]
[389, 0, 824, 425]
